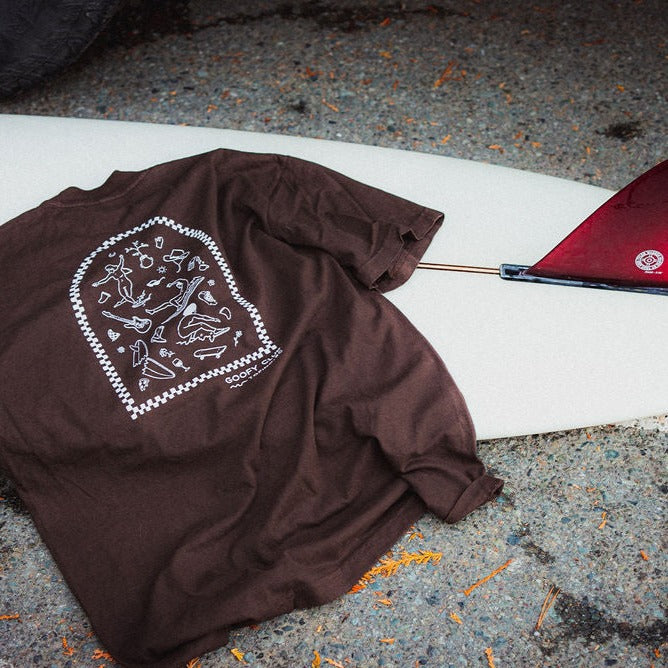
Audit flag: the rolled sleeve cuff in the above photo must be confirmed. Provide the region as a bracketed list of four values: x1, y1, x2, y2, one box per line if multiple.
[444, 474, 505, 524]
[360, 207, 444, 292]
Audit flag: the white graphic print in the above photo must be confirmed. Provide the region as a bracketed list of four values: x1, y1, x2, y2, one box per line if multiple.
[172, 358, 191, 372]
[151, 325, 167, 343]
[188, 256, 209, 272]
[198, 289, 217, 306]
[194, 345, 228, 360]
[162, 248, 190, 272]
[70, 216, 282, 419]
[102, 310, 153, 333]
[176, 303, 229, 345]
[125, 240, 155, 269]
[92, 255, 152, 308]
[146, 275, 204, 321]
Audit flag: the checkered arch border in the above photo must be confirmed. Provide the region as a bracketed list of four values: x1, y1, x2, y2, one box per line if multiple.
[70, 216, 281, 419]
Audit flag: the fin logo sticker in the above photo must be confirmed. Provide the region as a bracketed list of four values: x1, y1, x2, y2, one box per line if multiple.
[70, 216, 282, 419]
[635, 249, 664, 274]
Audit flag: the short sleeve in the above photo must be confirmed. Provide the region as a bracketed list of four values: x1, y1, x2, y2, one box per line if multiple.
[267, 155, 444, 292]
[351, 326, 504, 524]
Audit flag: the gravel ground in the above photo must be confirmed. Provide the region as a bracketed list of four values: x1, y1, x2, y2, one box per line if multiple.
[0, 1, 666, 667]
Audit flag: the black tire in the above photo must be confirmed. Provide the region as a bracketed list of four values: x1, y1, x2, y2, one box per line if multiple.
[0, 0, 122, 99]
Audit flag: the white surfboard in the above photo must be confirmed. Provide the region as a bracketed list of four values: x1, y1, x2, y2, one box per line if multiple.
[1, 114, 665, 439]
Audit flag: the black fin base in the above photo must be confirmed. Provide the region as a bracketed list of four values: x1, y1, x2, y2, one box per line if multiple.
[499, 264, 668, 296]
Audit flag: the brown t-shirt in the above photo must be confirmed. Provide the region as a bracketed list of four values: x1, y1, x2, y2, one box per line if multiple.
[0, 149, 502, 667]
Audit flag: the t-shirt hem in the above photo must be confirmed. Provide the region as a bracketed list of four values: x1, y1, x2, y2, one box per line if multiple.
[335, 493, 426, 597]
[105, 630, 233, 668]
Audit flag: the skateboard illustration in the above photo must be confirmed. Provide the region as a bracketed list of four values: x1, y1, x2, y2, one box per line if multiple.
[193, 345, 228, 360]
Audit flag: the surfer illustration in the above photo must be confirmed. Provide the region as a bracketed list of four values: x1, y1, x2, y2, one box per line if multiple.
[146, 275, 205, 323]
[92, 255, 151, 308]
[176, 303, 229, 345]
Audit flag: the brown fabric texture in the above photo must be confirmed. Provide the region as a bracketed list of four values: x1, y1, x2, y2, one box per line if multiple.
[0, 149, 502, 667]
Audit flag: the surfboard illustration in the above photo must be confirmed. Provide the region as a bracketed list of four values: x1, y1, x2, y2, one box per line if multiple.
[418, 159, 668, 296]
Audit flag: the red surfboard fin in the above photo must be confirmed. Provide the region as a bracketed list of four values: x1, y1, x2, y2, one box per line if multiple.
[418, 160, 668, 295]
[513, 160, 668, 293]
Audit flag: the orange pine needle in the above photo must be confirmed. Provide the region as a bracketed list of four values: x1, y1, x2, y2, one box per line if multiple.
[380, 637, 395, 644]
[322, 99, 340, 112]
[485, 647, 496, 668]
[92, 649, 115, 661]
[350, 549, 443, 592]
[0, 614, 20, 621]
[598, 511, 608, 529]
[231, 647, 247, 663]
[406, 525, 419, 537]
[61, 637, 75, 657]
[323, 659, 345, 668]
[348, 582, 367, 594]
[463, 559, 513, 596]
[434, 61, 457, 88]
[304, 66, 322, 78]
[449, 612, 463, 624]
[185, 659, 201, 668]
[640, 550, 650, 561]
[311, 650, 322, 668]
[535, 585, 560, 630]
